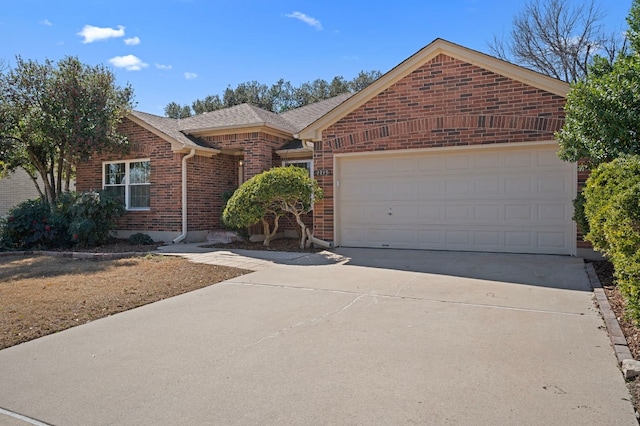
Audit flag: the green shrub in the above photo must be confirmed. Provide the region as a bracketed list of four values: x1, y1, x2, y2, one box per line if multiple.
[0, 198, 68, 250]
[572, 190, 589, 236]
[0, 191, 125, 250]
[583, 155, 640, 321]
[128, 232, 154, 245]
[66, 191, 125, 247]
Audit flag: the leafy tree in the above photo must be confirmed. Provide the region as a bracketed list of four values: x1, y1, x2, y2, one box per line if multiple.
[192, 94, 222, 115]
[557, 0, 640, 166]
[222, 173, 285, 246]
[0, 56, 134, 205]
[223, 80, 272, 111]
[222, 167, 322, 247]
[164, 101, 192, 118]
[268, 79, 297, 113]
[489, 0, 623, 83]
[266, 166, 323, 249]
[164, 70, 381, 117]
[349, 70, 383, 91]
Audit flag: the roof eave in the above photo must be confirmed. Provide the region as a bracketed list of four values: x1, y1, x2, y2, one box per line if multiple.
[275, 147, 313, 157]
[184, 122, 295, 139]
[127, 114, 220, 157]
[173, 145, 220, 157]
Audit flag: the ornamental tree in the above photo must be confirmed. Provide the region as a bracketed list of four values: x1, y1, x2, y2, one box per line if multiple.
[0, 56, 134, 206]
[556, 0, 640, 167]
[222, 166, 323, 248]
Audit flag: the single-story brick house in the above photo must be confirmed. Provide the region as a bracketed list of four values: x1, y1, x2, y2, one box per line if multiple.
[76, 38, 591, 257]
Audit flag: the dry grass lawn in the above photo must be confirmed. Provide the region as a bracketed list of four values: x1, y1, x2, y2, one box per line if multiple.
[0, 254, 249, 350]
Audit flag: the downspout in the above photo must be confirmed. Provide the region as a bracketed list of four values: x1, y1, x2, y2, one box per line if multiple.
[309, 235, 333, 249]
[173, 149, 196, 244]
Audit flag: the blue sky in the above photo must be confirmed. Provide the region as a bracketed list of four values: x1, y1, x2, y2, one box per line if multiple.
[1, 0, 632, 115]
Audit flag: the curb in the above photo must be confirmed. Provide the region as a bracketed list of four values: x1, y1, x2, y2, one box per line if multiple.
[0, 250, 153, 260]
[585, 262, 634, 363]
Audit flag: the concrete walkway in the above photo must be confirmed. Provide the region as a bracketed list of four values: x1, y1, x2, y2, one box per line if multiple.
[155, 242, 346, 270]
[0, 247, 635, 425]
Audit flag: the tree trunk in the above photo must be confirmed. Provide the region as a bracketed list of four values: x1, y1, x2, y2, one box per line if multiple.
[24, 168, 44, 199]
[261, 213, 281, 246]
[292, 212, 307, 249]
[305, 227, 313, 248]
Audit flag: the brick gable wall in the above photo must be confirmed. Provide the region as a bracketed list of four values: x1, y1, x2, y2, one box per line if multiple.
[203, 132, 290, 179]
[312, 54, 568, 242]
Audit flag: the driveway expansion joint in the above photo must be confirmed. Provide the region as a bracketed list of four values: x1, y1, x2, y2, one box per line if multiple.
[224, 280, 598, 317]
[0, 406, 52, 426]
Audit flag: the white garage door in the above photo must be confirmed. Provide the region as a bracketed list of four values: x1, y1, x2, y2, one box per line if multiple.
[336, 144, 575, 255]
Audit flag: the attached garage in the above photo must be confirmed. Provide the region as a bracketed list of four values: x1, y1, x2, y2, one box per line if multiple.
[299, 39, 583, 256]
[335, 143, 576, 255]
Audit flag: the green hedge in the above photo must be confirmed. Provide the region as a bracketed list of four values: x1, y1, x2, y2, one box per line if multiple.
[0, 190, 124, 250]
[583, 155, 640, 321]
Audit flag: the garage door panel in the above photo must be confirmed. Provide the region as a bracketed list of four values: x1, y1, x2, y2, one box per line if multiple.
[337, 145, 574, 255]
[506, 177, 533, 194]
[474, 152, 502, 169]
[445, 177, 471, 194]
[474, 177, 501, 194]
[537, 174, 571, 194]
[505, 151, 534, 168]
[505, 204, 533, 221]
[417, 178, 445, 196]
[445, 154, 472, 170]
[418, 157, 443, 172]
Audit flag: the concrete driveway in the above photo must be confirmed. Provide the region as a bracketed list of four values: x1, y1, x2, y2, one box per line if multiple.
[0, 248, 635, 425]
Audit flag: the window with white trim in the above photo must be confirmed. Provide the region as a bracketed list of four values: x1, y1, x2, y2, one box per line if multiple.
[282, 159, 313, 178]
[103, 159, 151, 210]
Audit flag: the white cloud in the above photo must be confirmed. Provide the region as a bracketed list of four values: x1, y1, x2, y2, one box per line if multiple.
[77, 25, 125, 43]
[285, 11, 322, 30]
[40, 19, 53, 26]
[124, 36, 140, 46]
[108, 55, 148, 71]
[184, 72, 198, 80]
[155, 63, 172, 70]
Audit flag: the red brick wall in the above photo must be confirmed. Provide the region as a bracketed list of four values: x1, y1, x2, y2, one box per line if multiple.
[203, 132, 290, 179]
[313, 53, 568, 241]
[76, 118, 238, 236]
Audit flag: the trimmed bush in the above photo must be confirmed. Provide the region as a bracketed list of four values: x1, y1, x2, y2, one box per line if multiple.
[583, 155, 640, 321]
[0, 190, 124, 250]
[0, 198, 67, 250]
[66, 191, 124, 247]
[128, 233, 154, 245]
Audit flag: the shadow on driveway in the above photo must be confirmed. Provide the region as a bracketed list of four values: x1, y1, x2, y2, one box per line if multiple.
[332, 247, 591, 291]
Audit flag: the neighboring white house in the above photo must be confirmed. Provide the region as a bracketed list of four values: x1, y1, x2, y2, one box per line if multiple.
[0, 169, 42, 217]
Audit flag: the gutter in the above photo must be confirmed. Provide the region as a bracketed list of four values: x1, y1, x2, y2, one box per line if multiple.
[172, 149, 196, 244]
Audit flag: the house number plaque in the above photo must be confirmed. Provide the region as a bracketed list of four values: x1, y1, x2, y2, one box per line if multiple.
[314, 169, 332, 176]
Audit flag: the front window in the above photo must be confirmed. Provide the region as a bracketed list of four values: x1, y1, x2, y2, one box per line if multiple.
[282, 159, 313, 178]
[103, 159, 150, 210]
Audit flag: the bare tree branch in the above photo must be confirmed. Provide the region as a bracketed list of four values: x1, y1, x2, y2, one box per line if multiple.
[488, 0, 624, 82]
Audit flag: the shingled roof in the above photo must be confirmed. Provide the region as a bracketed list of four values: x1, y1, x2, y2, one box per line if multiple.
[179, 103, 298, 134]
[129, 111, 216, 151]
[280, 93, 352, 132]
[127, 93, 354, 153]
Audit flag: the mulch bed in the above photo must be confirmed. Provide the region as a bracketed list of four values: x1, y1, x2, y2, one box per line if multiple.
[203, 237, 325, 253]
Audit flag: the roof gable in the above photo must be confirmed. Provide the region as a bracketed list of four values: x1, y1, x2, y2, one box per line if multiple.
[179, 103, 298, 135]
[297, 38, 570, 141]
[128, 111, 219, 156]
